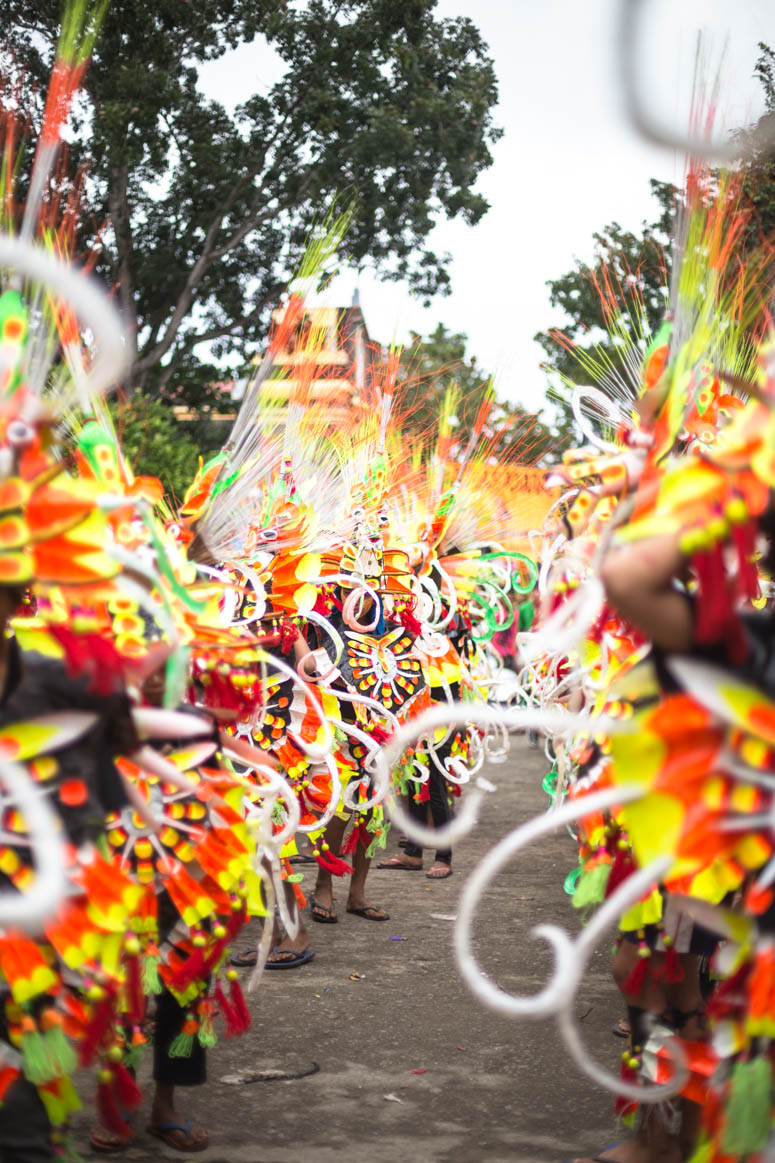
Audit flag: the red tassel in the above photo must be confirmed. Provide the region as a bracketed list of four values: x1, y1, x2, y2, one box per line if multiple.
[112, 1062, 141, 1111]
[622, 955, 650, 998]
[341, 821, 371, 856]
[615, 1062, 639, 1118]
[605, 848, 635, 898]
[340, 829, 359, 857]
[214, 980, 240, 1038]
[726, 614, 750, 664]
[97, 1079, 131, 1139]
[416, 781, 431, 804]
[398, 607, 424, 637]
[226, 906, 247, 941]
[79, 986, 116, 1067]
[655, 944, 684, 984]
[706, 965, 750, 1021]
[367, 724, 392, 746]
[200, 909, 247, 980]
[168, 946, 207, 994]
[731, 520, 759, 600]
[314, 852, 353, 877]
[124, 953, 144, 1026]
[229, 978, 252, 1034]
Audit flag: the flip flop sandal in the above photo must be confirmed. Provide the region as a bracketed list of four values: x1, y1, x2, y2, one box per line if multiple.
[426, 865, 452, 879]
[611, 1018, 630, 1038]
[310, 896, 338, 923]
[90, 1125, 133, 1154]
[265, 946, 316, 969]
[289, 853, 316, 864]
[147, 1121, 209, 1152]
[230, 946, 258, 967]
[347, 904, 390, 921]
[376, 857, 422, 870]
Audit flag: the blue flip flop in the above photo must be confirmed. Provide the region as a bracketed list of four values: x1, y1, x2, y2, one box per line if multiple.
[265, 946, 316, 970]
[147, 1120, 208, 1151]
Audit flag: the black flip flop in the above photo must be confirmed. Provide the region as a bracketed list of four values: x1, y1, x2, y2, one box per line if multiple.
[310, 896, 338, 923]
[265, 946, 316, 970]
[230, 946, 258, 967]
[346, 904, 390, 921]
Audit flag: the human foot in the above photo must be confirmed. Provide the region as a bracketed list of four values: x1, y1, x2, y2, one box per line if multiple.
[426, 861, 452, 879]
[310, 894, 338, 923]
[149, 1104, 208, 1152]
[266, 946, 316, 968]
[346, 897, 390, 921]
[376, 854, 422, 870]
[90, 1123, 133, 1153]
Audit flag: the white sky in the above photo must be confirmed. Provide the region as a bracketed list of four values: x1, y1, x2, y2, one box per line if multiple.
[199, 0, 775, 418]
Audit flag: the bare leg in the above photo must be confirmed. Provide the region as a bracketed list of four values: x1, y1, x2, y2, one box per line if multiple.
[311, 815, 348, 916]
[269, 879, 311, 962]
[346, 834, 387, 918]
[573, 944, 680, 1163]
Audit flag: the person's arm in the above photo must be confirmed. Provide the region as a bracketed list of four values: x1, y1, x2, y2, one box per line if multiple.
[600, 532, 693, 653]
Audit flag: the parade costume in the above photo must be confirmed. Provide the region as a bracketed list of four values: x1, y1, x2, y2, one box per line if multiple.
[477, 125, 775, 1163]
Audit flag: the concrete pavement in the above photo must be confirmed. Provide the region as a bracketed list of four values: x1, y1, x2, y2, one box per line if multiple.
[73, 738, 623, 1162]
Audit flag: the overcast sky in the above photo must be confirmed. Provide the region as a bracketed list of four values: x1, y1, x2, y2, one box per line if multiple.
[199, 0, 775, 418]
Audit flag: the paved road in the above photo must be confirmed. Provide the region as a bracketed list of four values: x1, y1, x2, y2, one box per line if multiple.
[74, 738, 622, 1162]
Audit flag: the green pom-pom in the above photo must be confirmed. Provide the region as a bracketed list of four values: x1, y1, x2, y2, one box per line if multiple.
[124, 1041, 146, 1072]
[142, 953, 163, 995]
[572, 862, 611, 911]
[721, 1056, 773, 1155]
[167, 1032, 194, 1058]
[43, 1024, 77, 1079]
[22, 1027, 55, 1085]
[542, 769, 558, 797]
[197, 1014, 217, 1049]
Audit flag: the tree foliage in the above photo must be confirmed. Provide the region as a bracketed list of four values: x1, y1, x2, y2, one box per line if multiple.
[109, 394, 202, 502]
[4, 0, 500, 400]
[738, 44, 775, 248]
[398, 323, 555, 464]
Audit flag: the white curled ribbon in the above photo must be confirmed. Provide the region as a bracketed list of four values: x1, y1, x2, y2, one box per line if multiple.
[375, 704, 612, 851]
[0, 234, 130, 401]
[0, 760, 67, 933]
[455, 784, 687, 1102]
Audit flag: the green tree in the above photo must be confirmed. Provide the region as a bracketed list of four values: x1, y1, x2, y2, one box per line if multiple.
[738, 44, 775, 248]
[109, 394, 202, 502]
[398, 323, 554, 464]
[5, 0, 500, 401]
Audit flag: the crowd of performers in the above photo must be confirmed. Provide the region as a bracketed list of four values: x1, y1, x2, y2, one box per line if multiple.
[0, 10, 544, 1159]
[6, 7, 775, 1163]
